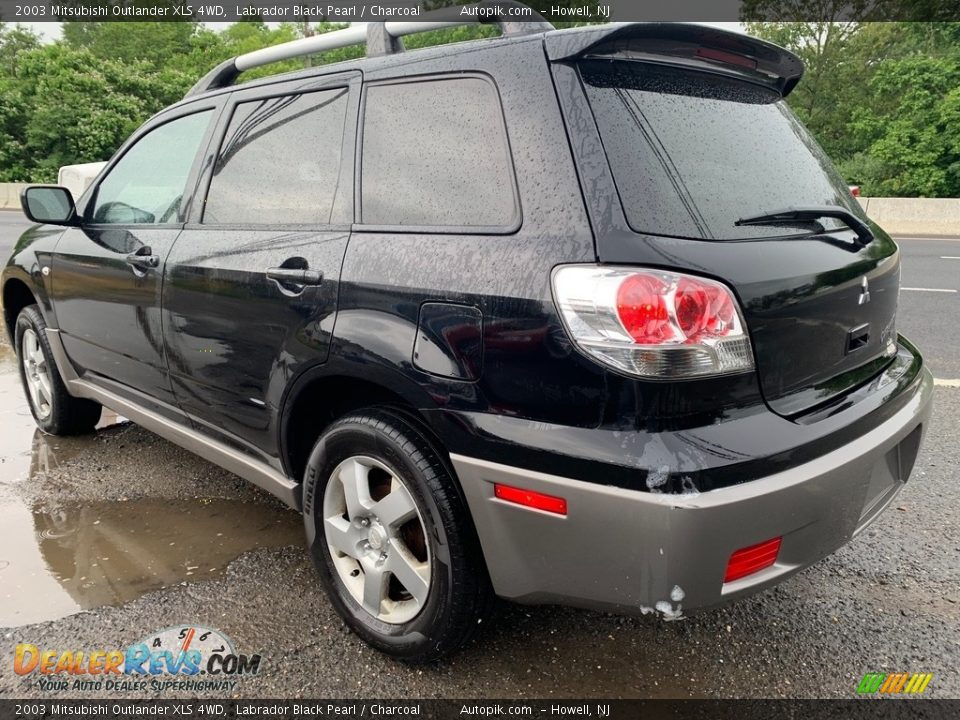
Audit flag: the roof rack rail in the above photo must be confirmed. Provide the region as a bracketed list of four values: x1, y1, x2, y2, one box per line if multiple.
[185, 0, 554, 98]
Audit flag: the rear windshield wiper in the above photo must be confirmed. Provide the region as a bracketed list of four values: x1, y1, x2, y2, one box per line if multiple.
[735, 205, 874, 247]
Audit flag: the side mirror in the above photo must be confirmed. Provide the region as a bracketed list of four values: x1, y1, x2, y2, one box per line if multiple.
[20, 186, 78, 226]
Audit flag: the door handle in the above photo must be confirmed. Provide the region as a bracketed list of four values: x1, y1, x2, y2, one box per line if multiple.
[266, 268, 324, 286]
[125, 249, 159, 269]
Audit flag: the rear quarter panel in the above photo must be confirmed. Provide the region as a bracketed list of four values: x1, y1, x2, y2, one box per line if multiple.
[330, 38, 600, 453]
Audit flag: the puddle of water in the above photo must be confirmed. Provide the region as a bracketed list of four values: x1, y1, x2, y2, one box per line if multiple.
[0, 339, 121, 486]
[0, 498, 303, 627]
[0, 336, 304, 628]
[0, 339, 43, 484]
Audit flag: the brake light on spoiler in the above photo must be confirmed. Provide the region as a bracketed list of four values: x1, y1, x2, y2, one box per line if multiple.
[545, 23, 805, 98]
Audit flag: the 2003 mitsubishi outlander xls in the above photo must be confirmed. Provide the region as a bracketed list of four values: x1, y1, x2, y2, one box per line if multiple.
[2, 12, 933, 662]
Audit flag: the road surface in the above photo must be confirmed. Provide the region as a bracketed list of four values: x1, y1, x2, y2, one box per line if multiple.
[0, 209, 957, 699]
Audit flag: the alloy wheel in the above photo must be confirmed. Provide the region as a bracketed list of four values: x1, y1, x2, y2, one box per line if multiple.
[21, 328, 53, 420]
[322, 455, 431, 624]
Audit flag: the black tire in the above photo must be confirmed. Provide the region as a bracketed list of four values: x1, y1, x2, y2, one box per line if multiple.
[303, 407, 494, 663]
[15, 305, 102, 435]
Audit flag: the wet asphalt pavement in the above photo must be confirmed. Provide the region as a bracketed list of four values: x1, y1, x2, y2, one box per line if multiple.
[0, 219, 958, 698]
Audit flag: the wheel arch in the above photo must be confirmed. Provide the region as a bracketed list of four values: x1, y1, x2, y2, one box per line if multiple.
[279, 365, 447, 488]
[2, 274, 40, 346]
[2, 223, 65, 340]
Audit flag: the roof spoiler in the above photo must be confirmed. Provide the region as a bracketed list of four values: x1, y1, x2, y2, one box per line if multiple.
[545, 23, 804, 97]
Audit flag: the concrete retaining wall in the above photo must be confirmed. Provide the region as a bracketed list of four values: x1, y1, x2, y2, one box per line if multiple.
[857, 197, 959, 237]
[0, 183, 27, 211]
[1, 182, 957, 236]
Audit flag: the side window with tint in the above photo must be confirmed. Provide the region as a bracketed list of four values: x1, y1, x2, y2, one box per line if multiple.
[204, 89, 349, 225]
[92, 111, 212, 225]
[361, 77, 517, 229]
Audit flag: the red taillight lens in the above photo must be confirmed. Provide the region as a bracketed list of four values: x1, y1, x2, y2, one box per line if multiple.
[615, 274, 675, 343]
[494, 483, 567, 515]
[675, 278, 710, 338]
[724, 537, 782, 583]
[552, 265, 754, 378]
[675, 278, 737, 340]
[616, 272, 740, 344]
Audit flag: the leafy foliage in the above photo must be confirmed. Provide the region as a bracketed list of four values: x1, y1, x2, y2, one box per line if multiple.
[0, 18, 958, 196]
[843, 53, 960, 196]
[744, 20, 960, 197]
[0, 19, 549, 182]
[0, 23, 193, 182]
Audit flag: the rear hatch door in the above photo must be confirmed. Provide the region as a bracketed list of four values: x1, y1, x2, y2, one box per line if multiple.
[552, 25, 900, 417]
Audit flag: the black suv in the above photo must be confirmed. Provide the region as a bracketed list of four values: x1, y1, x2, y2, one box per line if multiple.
[3, 16, 933, 662]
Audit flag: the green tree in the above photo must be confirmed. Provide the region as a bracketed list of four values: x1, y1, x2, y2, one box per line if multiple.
[184, 22, 309, 82]
[62, 21, 197, 70]
[11, 44, 191, 181]
[0, 25, 42, 180]
[742, 21, 875, 160]
[744, 15, 960, 197]
[843, 54, 960, 196]
[0, 22, 41, 76]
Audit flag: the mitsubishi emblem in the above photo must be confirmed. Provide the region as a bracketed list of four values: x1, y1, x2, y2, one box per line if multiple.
[859, 276, 871, 305]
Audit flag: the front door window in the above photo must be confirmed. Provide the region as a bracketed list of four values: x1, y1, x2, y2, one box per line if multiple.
[91, 111, 212, 225]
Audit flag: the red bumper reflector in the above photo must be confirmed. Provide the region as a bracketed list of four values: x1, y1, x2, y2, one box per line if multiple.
[494, 483, 567, 515]
[724, 537, 782, 583]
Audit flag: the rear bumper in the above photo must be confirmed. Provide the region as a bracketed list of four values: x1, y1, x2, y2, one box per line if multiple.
[451, 366, 933, 615]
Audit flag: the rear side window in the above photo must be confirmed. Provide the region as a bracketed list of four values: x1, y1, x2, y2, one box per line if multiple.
[580, 61, 857, 240]
[204, 88, 349, 225]
[360, 77, 517, 229]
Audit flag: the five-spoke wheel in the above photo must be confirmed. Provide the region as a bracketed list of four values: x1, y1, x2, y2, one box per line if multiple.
[15, 304, 101, 435]
[304, 408, 494, 663]
[323, 456, 431, 624]
[20, 327, 53, 419]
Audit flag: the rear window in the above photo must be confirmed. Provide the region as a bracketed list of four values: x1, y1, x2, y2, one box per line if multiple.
[580, 60, 858, 240]
[360, 77, 518, 229]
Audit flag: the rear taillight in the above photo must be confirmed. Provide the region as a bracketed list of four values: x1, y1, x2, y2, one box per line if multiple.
[552, 265, 754, 378]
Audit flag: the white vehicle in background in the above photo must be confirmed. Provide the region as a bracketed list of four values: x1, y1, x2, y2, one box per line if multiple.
[57, 162, 107, 201]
